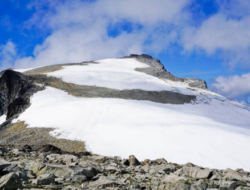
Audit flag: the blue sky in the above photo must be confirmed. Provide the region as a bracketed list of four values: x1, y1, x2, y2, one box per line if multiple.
[1, 0, 250, 103]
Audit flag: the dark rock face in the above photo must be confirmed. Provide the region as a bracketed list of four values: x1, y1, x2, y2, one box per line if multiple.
[0, 69, 44, 120]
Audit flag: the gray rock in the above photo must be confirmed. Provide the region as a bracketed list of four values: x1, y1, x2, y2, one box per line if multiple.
[163, 173, 188, 183]
[210, 172, 222, 180]
[123, 54, 207, 89]
[72, 175, 87, 183]
[0, 172, 22, 189]
[129, 155, 141, 166]
[56, 154, 78, 165]
[151, 158, 168, 165]
[0, 159, 11, 171]
[3, 164, 21, 172]
[220, 180, 238, 189]
[44, 164, 74, 178]
[236, 186, 250, 190]
[89, 176, 121, 188]
[175, 167, 212, 179]
[151, 164, 177, 174]
[224, 171, 244, 181]
[190, 180, 208, 190]
[31, 162, 47, 176]
[33, 173, 55, 185]
[10, 148, 20, 156]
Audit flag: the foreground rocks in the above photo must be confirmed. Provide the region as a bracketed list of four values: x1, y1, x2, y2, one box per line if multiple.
[0, 145, 249, 190]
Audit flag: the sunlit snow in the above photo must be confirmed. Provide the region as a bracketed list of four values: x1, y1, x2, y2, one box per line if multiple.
[47, 59, 197, 94]
[14, 87, 250, 171]
[0, 114, 6, 125]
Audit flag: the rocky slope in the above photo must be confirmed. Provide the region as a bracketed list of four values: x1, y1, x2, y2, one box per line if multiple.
[0, 54, 250, 179]
[0, 145, 250, 190]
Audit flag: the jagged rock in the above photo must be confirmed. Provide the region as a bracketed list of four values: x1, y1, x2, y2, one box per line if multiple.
[44, 164, 74, 178]
[31, 162, 47, 176]
[151, 164, 177, 174]
[210, 172, 222, 180]
[71, 175, 87, 183]
[26, 170, 36, 179]
[190, 180, 209, 190]
[3, 164, 21, 173]
[56, 154, 78, 165]
[104, 165, 121, 173]
[22, 145, 32, 153]
[129, 155, 141, 166]
[0, 172, 23, 189]
[175, 167, 212, 179]
[0, 145, 249, 189]
[0, 159, 11, 171]
[163, 173, 188, 183]
[224, 171, 244, 181]
[165, 181, 190, 190]
[77, 165, 99, 179]
[0, 69, 43, 120]
[10, 148, 19, 156]
[124, 54, 207, 89]
[151, 158, 168, 165]
[88, 176, 121, 188]
[220, 180, 238, 189]
[33, 173, 55, 185]
[122, 159, 130, 166]
[15, 171, 29, 182]
[236, 186, 250, 190]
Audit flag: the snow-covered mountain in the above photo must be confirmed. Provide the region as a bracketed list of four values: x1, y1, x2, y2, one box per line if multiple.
[1, 54, 250, 171]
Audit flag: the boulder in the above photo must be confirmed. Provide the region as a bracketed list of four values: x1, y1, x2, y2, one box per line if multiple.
[224, 171, 244, 181]
[151, 158, 168, 165]
[33, 173, 55, 185]
[56, 154, 78, 165]
[72, 175, 87, 183]
[44, 164, 74, 179]
[175, 167, 212, 179]
[163, 173, 188, 183]
[129, 155, 141, 166]
[0, 159, 11, 171]
[89, 176, 121, 188]
[0, 173, 22, 189]
[3, 164, 21, 173]
[31, 162, 47, 176]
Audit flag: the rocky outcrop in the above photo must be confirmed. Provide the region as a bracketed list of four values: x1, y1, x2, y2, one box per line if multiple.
[30, 74, 196, 104]
[0, 145, 250, 190]
[123, 54, 208, 89]
[0, 69, 44, 121]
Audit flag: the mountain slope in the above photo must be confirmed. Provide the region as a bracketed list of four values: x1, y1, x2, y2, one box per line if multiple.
[0, 54, 250, 171]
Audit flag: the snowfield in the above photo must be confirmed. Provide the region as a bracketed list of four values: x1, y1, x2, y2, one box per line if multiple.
[46, 59, 202, 96]
[0, 114, 6, 125]
[14, 87, 250, 171]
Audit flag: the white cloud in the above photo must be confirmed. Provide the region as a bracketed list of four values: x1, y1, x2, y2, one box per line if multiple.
[12, 0, 190, 69]
[211, 73, 250, 99]
[182, 15, 250, 53]
[15, 26, 145, 68]
[0, 41, 16, 70]
[3, 0, 250, 72]
[181, 0, 250, 68]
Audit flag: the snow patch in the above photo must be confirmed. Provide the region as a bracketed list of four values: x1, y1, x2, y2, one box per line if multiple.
[0, 114, 6, 125]
[15, 87, 250, 171]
